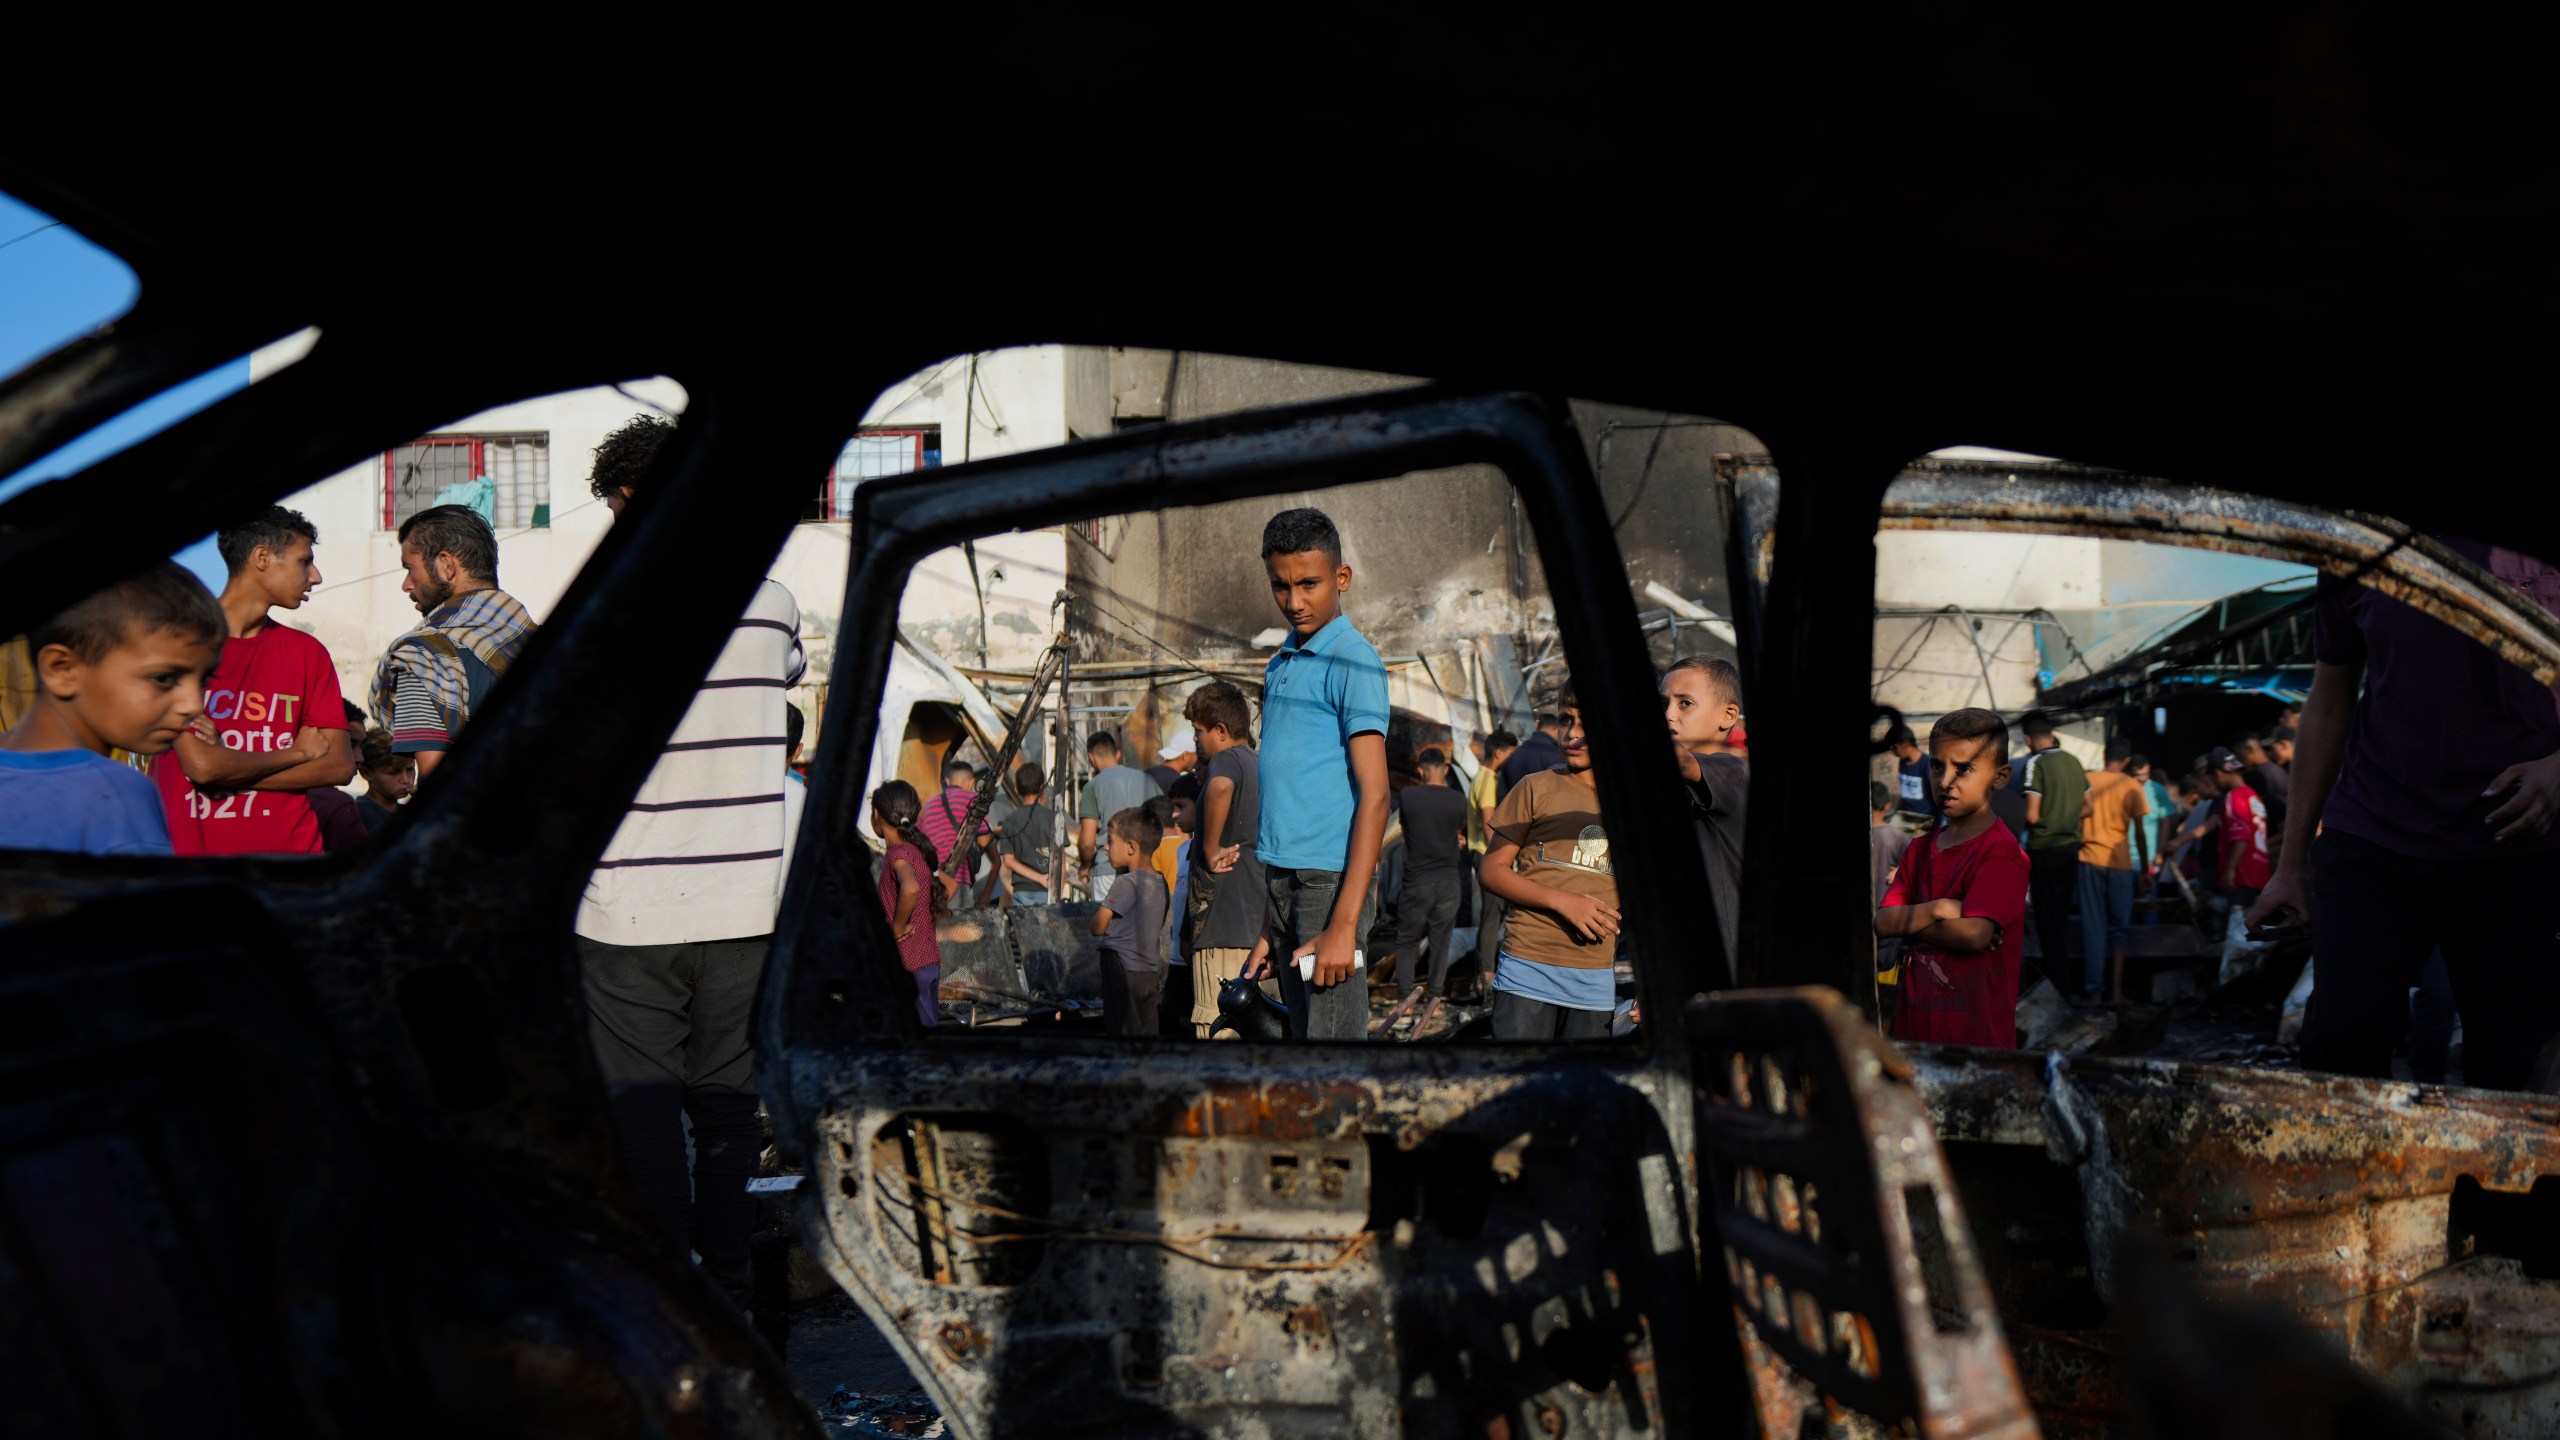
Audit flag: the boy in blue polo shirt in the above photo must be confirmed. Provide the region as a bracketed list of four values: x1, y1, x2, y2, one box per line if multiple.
[1248, 508, 1391, 1040]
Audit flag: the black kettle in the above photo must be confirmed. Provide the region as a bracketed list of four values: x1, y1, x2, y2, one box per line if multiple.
[1210, 975, 1290, 1041]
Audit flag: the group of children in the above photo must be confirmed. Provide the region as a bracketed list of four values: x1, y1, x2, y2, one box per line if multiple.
[0, 500, 485, 865]
[1869, 706, 2287, 1046]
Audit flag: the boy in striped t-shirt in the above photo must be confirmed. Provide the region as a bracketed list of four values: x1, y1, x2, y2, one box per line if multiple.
[572, 414, 806, 1316]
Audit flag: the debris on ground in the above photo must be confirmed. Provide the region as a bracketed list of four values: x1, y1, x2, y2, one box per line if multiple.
[822, 1386, 943, 1437]
[2015, 978, 2072, 1050]
[2216, 907, 2270, 986]
[2147, 966, 2202, 1004]
[2015, 979, 2171, 1057]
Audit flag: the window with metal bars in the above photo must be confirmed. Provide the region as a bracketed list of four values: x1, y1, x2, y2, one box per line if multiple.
[384, 433, 551, 531]
[811, 426, 939, 520]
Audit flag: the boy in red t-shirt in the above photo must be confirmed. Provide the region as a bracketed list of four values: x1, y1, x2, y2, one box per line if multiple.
[150, 506, 356, 855]
[2207, 745, 2272, 906]
[1876, 707, 2032, 1049]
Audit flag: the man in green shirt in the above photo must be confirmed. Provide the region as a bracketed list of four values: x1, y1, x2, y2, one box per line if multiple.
[2019, 709, 2089, 997]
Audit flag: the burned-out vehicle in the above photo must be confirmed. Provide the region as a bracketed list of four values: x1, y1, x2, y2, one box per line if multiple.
[8, 23, 2560, 1439]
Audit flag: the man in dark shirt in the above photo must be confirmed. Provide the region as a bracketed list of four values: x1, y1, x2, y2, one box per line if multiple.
[1665, 657, 1749, 984]
[992, 763, 1060, 905]
[1390, 749, 1471, 1000]
[1146, 729, 1197, 795]
[2237, 734, 2291, 831]
[1888, 723, 1936, 829]
[1496, 711, 1567, 801]
[2018, 710, 2088, 997]
[2251, 538, 2560, 1090]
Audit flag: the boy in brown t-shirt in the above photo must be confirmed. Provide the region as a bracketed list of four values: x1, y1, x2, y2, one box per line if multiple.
[1479, 686, 1623, 1040]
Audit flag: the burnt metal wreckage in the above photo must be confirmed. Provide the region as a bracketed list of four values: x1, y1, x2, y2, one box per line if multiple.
[13, 46, 2560, 1433]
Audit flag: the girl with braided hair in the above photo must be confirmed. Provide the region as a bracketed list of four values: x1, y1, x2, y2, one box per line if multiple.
[872, 780, 946, 1026]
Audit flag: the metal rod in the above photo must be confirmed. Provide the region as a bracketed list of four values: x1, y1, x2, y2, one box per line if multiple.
[939, 636, 1068, 883]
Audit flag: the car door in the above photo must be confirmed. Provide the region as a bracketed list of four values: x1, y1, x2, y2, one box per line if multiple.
[0, 315, 828, 1434]
[761, 383, 1755, 1438]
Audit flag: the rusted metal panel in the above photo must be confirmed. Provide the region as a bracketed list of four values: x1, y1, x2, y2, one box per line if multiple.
[785, 1048, 1705, 1439]
[1691, 988, 2041, 1438]
[1171, 1081, 1377, 1144]
[1913, 1045, 2560, 1437]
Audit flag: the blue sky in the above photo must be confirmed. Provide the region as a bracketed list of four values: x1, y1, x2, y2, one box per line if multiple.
[0, 191, 242, 588]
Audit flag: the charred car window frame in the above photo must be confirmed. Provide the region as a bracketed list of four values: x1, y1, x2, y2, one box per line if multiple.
[1877, 458, 2560, 685]
[769, 383, 1729, 1061]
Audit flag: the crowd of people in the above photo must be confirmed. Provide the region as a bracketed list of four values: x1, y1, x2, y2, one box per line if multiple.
[1870, 707, 2288, 1047]
[18, 410, 2560, 1321]
[889, 506, 1756, 1045]
[0, 414, 803, 1317]
[1871, 532, 2560, 1085]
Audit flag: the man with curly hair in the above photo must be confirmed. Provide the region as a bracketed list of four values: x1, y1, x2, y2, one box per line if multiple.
[574, 412, 806, 1318]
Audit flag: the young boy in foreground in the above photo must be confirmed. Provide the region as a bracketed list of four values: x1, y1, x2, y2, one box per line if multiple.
[1481, 687, 1623, 1041]
[1092, 806, 1170, 1037]
[0, 564, 226, 857]
[1876, 707, 2031, 1048]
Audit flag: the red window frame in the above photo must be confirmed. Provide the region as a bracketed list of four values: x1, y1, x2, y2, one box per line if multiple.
[383, 436, 484, 530]
[821, 428, 933, 520]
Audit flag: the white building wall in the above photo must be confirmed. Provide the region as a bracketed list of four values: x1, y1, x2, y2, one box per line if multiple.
[859, 347, 1073, 673]
[1873, 531, 2102, 725]
[274, 349, 1078, 729]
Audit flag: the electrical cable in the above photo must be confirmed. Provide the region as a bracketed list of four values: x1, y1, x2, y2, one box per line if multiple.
[867, 355, 968, 426]
[0, 220, 65, 253]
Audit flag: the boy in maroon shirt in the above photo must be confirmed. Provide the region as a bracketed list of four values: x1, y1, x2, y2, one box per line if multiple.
[1876, 707, 2032, 1048]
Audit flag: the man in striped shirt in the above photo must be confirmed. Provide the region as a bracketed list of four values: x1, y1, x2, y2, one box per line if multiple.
[573, 414, 805, 1316]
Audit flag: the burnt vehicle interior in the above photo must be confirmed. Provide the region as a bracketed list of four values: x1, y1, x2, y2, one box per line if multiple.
[7, 18, 2560, 1439]
[1868, 460, 2560, 1436]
